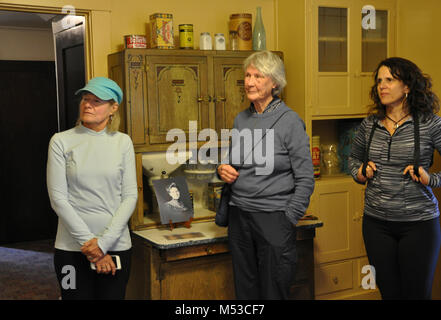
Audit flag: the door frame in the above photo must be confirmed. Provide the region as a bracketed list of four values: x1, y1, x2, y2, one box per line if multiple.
[0, 4, 92, 80]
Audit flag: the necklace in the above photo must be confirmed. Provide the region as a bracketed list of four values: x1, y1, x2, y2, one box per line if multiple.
[385, 113, 410, 129]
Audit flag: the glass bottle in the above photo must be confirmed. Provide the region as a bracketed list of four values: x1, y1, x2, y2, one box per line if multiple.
[252, 7, 266, 50]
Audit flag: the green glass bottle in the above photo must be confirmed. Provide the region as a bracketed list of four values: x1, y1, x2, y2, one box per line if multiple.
[252, 7, 266, 50]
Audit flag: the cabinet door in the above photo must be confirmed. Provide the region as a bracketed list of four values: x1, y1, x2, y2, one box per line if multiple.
[311, 177, 363, 264]
[311, 0, 354, 116]
[213, 56, 250, 133]
[125, 53, 149, 146]
[358, 0, 396, 112]
[310, 0, 395, 117]
[146, 55, 209, 145]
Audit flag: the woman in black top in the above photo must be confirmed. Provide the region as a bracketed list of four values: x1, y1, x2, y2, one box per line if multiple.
[349, 57, 441, 299]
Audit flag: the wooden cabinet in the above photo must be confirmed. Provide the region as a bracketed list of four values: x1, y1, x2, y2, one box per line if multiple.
[308, 0, 396, 118]
[126, 222, 321, 300]
[108, 49, 259, 152]
[309, 176, 380, 298]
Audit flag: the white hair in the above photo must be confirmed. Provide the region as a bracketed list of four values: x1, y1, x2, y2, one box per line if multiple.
[243, 50, 287, 96]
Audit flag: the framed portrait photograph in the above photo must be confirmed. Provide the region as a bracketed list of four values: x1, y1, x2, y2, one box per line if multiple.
[152, 176, 194, 225]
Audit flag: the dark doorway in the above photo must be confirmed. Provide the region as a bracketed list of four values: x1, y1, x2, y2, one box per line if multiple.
[0, 60, 58, 243]
[53, 15, 86, 130]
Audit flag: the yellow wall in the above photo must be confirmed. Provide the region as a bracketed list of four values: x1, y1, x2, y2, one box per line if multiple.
[1, 0, 275, 77]
[396, 0, 441, 299]
[396, 0, 441, 97]
[274, 0, 306, 120]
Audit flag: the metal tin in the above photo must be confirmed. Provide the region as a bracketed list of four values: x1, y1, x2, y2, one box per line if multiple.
[150, 13, 174, 49]
[179, 24, 194, 49]
[229, 13, 252, 50]
[312, 136, 321, 178]
[124, 35, 147, 49]
[208, 182, 224, 211]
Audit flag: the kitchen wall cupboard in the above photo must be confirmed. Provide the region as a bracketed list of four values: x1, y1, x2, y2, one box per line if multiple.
[308, 0, 396, 119]
[108, 49, 263, 153]
[278, 0, 396, 299]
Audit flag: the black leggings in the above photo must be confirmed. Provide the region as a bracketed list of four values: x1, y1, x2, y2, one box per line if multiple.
[362, 215, 441, 299]
[54, 248, 132, 300]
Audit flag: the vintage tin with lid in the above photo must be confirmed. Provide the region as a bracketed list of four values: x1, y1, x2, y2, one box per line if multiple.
[124, 35, 147, 49]
[150, 13, 174, 49]
[179, 24, 194, 49]
[229, 13, 252, 50]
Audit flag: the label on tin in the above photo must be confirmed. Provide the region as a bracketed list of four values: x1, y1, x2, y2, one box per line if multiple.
[125, 35, 147, 49]
[179, 24, 193, 49]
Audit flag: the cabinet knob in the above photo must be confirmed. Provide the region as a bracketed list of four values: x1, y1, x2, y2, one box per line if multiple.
[333, 277, 339, 285]
[205, 247, 213, 255]
[213, 96, 226, 103]
[197, 96, 212, 103]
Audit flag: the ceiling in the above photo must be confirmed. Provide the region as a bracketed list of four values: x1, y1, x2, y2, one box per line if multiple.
[0, 10, 57, 29]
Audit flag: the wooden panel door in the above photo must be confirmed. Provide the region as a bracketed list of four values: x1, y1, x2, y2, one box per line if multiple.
[146, 55, 209, 145]
[310, 0, 354, 116]
[311, 177, 360, 264]
[213, 56, 249, 133]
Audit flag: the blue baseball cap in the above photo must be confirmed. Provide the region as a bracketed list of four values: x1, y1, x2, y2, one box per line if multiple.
[75, 77, 123, 104]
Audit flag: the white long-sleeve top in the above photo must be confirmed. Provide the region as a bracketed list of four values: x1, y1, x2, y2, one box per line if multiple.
[47, 124, 138, 254]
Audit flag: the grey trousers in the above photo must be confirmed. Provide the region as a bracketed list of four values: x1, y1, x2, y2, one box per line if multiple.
[228, 206, 297, 299]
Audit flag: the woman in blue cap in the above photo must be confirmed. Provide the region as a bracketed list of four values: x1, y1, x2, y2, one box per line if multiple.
[47, 77, 138, 299]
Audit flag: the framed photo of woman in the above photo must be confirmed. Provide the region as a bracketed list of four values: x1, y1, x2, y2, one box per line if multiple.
[152, 176, 193, 224]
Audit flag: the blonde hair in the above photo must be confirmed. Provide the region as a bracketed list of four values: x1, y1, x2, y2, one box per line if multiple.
[243, 50, 287, 96]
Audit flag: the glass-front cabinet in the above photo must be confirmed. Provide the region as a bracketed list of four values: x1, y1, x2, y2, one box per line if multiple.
[309, 0, 396, 117]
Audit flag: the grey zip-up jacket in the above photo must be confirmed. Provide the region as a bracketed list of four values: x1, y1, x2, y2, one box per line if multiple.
[349, 114, 441, 221]
[225, 101, 315, 225]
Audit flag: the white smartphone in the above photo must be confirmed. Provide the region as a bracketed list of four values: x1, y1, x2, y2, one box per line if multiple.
[90, 255, 122, 270]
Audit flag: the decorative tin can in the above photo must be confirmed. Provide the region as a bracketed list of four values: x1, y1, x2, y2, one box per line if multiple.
[124, 35, 147, 49]
[150, 13, 174, 49]
[229, 13, 252, 50]
[312, 136, 321, 178]
[179, 24, 194, 49]
[208, 182, 224, 211]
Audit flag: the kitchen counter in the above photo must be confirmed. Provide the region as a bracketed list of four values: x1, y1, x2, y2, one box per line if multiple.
[127, 218, 322, 300]
[132, 218, 323, 249]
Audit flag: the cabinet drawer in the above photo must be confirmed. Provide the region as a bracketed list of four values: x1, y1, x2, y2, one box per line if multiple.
[315, 261, 353, 296]
[162, 242, 229, 262]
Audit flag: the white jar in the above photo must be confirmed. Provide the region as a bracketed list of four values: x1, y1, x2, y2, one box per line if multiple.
[214, 33, 226, 50]
[199, 32, 212, 50]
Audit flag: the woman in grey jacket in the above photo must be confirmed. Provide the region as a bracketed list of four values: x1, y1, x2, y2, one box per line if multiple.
[349, 57, 441, 299]
[217, 51, 314, 299]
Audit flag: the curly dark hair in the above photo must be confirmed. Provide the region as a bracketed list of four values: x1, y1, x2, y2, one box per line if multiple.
[369, 57, 440, 121]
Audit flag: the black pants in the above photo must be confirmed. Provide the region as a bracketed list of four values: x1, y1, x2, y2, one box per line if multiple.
[54, 248, 132, 300]
[228, 206, 297, 300]
[362, 215, 441, 299]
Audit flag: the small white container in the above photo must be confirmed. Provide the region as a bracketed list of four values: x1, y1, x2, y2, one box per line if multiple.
[214, 33, 226, 50]
[199, 32, 212, 50]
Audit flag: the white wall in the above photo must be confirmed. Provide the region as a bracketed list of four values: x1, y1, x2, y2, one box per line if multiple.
[0, 26, 54, 60]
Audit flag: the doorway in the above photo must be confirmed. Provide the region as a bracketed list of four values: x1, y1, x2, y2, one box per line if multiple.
[0, 9, 87, 244]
